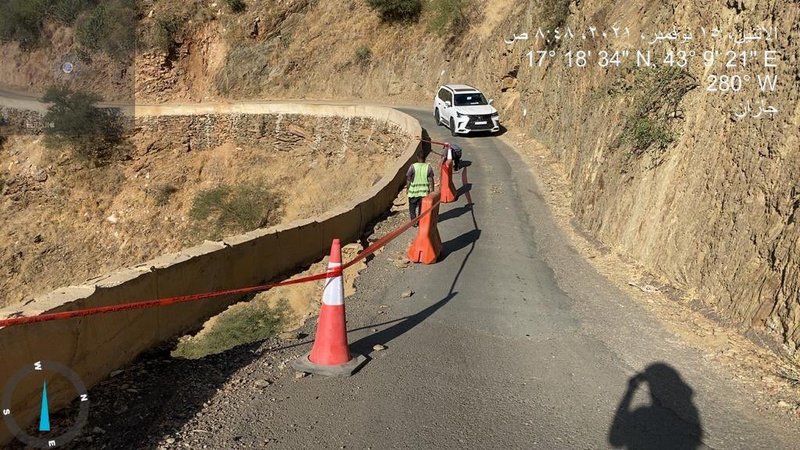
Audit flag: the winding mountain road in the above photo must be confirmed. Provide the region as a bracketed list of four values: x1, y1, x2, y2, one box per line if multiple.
[1, 92, 797, 449]
[206, 107, 797, 450]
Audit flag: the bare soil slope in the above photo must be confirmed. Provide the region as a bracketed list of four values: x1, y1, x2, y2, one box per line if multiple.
[0, 114, 406, 307]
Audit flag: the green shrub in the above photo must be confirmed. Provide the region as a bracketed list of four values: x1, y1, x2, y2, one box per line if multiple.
[355, 46, 372, 67]
[42, 85, 125, 164]
[153, 184, 179, 206]
[192, 186, 228, 217]
[0, 0, 48, 48]
[618, 66, 696, 159]
[75, 0, 135, 62]
[0, 0, 100, 48]
[428, 0, 469, 36]
[145, 15, 182, 53]
[75, 6, 105, 50]
[49, 0, 93, 24]
[224, 0, 246, 13]
[140, 2, 211, 53]
[627, 117, 672, 152]
[172, 300, 289, 359]
[190, 182, 284, 237]
[367, 0, 422, 22]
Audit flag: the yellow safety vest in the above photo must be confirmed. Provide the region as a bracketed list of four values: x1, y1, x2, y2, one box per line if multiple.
[408, 163, 431, 198]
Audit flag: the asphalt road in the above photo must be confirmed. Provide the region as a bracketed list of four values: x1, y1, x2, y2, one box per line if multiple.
[2, 96, 797, 449]
[164, 107, 798, 449]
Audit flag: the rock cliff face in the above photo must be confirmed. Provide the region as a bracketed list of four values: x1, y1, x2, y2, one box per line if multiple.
[502, 0, 800, 353]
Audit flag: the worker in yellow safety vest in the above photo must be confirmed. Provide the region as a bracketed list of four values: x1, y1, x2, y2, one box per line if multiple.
[406, 152, 435, 225]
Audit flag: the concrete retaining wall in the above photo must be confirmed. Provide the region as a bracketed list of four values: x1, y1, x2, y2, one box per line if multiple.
[0, 103, 421, 444]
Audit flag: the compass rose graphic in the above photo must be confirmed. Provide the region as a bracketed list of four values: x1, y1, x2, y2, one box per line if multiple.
[3, 361, 89, 448]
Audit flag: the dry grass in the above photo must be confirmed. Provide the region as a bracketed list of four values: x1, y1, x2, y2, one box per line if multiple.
[172, 299, 290, 359]
[190, 181, 285, 239]
[151, 184, 179, 206]
[427, 0, 471, 37]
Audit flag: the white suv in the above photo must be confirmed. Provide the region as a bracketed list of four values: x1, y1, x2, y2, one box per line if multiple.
[433, 84, 500, 136]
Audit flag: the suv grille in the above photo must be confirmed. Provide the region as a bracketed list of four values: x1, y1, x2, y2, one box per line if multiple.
[466, 114, 494, 130]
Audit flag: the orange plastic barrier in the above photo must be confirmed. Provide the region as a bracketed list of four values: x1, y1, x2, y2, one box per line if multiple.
[407, 192, 442, 264]
[440, 159, 457, 203]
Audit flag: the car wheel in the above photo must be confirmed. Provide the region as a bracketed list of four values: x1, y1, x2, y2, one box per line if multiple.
[434, 109, 441, 126]
[449, 118, 457, 136]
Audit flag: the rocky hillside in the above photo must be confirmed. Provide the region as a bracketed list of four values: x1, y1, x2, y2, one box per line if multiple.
[0, 113, 405, 307]
[517, 1, 800, 356]
[2, 0, 798, 354]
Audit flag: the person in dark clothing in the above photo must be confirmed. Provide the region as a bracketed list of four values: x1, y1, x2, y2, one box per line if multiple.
[442, 142, 463, 171]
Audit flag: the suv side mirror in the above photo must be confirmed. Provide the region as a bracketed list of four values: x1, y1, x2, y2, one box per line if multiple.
[488, 99, 494, 105]
[444, 100, 452, 107]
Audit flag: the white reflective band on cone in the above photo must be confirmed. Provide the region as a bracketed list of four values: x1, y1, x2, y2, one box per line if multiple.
[447, 147, 453, 160]
[322, 262, 344, 306]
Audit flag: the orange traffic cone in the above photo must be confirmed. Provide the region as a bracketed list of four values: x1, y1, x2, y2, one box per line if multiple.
[291, 239, 367, 376]
[440, 159, 457, 203]
[407, 192, 442, 264]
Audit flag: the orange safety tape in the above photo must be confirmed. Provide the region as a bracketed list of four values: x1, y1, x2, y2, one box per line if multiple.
[419, 138, 449, 157]
[0, 200, 441, 328]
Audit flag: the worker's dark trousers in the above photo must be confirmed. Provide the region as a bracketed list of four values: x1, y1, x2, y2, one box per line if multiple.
[409, 196, 423, 223]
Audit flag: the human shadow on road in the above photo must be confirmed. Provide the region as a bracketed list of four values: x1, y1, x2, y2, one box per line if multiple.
[439, 228, 481, 261]
[351, 292, 458, 357]
[608, 363, 704, 450]
[456, 171, 472, 198]
[440, 197, 481, 261]
[352, 203, 480, 357]
[439, 203, 472, 223]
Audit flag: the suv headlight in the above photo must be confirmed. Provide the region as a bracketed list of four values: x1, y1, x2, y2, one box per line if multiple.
[456, 112, 465, 118]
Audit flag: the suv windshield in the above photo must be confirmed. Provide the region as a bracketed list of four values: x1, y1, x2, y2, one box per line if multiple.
[454, 93, 488, 106]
